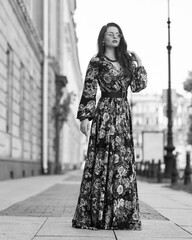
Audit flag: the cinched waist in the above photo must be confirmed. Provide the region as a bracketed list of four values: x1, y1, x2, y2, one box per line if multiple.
[101, 90, 127, 99]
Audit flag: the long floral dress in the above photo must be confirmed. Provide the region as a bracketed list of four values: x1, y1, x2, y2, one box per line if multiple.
[72, 55, 147, 230]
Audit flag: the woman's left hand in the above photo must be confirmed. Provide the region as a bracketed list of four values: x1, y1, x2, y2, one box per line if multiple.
[128, 51, 143, 66]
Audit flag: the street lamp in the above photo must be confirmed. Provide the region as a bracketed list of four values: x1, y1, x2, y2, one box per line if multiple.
[164, 0, 176, 178]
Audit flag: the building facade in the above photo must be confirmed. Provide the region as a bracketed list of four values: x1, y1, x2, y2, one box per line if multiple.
[131, 90, 190, 169]
[0, 0, 82, 180]
[0, 0, 43, 180]
[58, 0, 83, 171]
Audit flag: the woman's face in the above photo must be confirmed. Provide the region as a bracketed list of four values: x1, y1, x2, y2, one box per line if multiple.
[104, 26, 122, 48]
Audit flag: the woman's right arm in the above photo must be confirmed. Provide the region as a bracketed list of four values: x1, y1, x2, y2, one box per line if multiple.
[77, 56, 99, 134]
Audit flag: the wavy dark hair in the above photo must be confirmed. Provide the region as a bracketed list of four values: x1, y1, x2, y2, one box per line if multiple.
[96, 22, 133, 71]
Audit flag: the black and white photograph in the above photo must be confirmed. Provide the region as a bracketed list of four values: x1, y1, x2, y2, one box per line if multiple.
[0, 0, 192, 239]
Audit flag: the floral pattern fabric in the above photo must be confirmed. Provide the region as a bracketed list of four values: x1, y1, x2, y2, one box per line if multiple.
[72, 55, 147, 230]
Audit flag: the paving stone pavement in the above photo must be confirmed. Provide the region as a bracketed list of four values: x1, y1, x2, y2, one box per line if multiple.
[0, 169, 191, 240]
[0, 174, 166, 220]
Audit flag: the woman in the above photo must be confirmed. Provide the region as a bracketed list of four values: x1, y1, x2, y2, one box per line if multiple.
[72, 22, 147, 230]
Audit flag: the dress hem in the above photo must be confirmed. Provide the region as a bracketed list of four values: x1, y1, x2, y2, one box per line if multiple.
[72, 221, 142, 231]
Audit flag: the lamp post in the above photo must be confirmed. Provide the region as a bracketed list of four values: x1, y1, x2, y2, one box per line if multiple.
[164, 0, 175, 178]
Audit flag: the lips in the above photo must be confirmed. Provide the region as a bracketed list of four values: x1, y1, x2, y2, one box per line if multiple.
[112, 40, 118, 43]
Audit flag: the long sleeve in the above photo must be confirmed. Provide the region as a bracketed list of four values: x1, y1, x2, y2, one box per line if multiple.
[130, 65, 147, 93]
[77, 57, 99, 121]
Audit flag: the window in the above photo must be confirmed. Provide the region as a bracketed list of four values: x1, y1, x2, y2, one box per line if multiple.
[29, 75, 34, 159]
[6, 44, 13, 133]
[19, 63, 25, 136]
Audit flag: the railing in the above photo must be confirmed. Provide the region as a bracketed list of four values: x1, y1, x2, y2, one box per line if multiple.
[136, 153, 191, 185]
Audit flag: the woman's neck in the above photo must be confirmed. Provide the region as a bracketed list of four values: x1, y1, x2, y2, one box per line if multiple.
[104, 48, 116, 60]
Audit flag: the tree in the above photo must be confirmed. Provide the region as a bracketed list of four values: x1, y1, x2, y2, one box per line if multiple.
[183, 71, 192, 93]
[183, 71, 192, 145]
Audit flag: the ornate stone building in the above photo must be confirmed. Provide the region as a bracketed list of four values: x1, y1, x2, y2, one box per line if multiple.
[58, 0, 83, 171]
[0, 0, 82, 180]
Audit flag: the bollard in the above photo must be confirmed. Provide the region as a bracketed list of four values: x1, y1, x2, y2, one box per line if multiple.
[171, 155, 178, 184]
[138, 162, 141, 176]
[144, 161, 148, 177]
[184, 152, 191, 185]
[141, 161, 145, 176]
[151, 159, 155, 178]
[157, 159, 162, 183]
[147, 162, 151, 178]
[139, 161, 142, 176]
[147, 161, 150, 178]
[144, 162, 147, 177]
[138, 161, 142, 176]
[145, 161, 149, 177]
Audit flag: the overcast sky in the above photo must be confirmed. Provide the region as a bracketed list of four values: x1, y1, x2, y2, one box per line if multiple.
[74, 0, 192, 96]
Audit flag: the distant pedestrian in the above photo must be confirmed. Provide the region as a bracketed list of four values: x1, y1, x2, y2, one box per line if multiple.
[72, 22, 147, 230]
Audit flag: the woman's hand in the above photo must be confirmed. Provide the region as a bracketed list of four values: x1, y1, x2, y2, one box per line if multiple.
[128, 50, 143, 66]
[80, 118, 90, 137]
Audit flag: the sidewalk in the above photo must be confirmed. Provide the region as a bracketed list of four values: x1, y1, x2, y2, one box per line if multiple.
[0, 170, 191, 240]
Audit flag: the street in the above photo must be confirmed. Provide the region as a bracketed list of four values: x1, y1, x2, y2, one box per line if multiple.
[0, 170, 192, 240]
